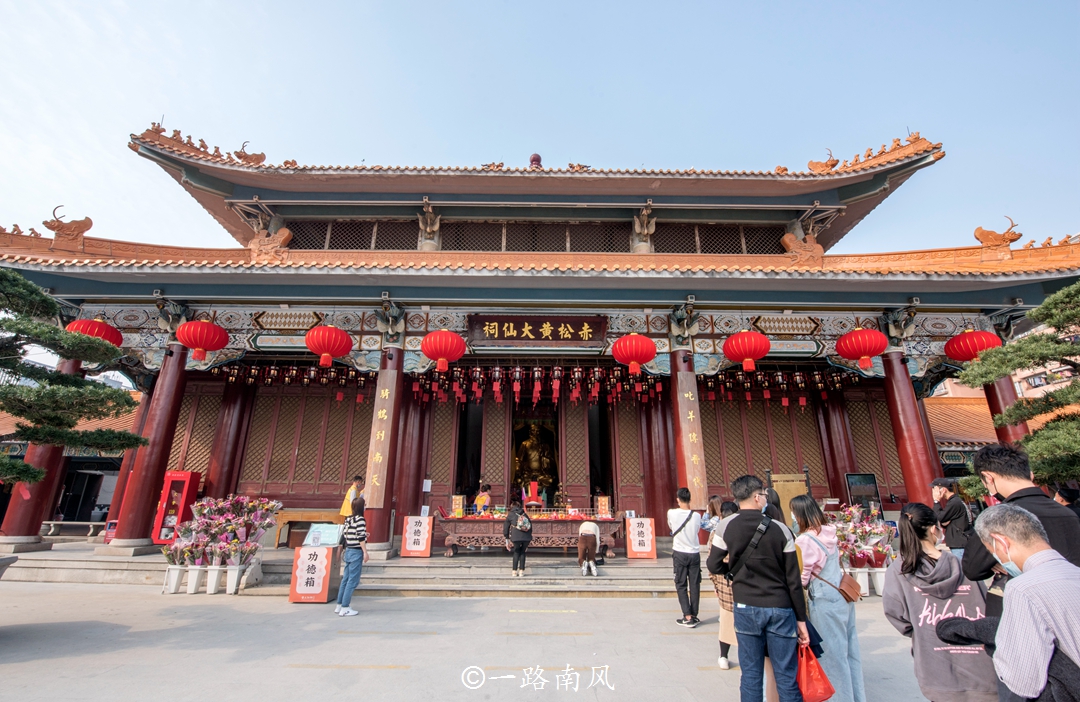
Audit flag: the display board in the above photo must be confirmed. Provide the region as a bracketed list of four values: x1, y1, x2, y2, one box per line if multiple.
[625, 517, 656, 559]
[845, 473, 882, 511]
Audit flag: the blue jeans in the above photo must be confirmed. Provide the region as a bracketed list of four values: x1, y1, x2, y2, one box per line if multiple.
[336, 548, 364, 608]
[733, 604, 801, 702]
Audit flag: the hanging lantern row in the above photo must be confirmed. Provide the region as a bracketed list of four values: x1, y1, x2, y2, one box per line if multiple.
[209, 364, 375, 399]
[834, 327, 889, 370]
[65, 317, 123, 347]
[944, 329, 1002, 362]
[697, 368, 861, 406]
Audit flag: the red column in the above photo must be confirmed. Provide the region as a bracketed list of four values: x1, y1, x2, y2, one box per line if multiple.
[111, 343, 189, 546]
[204, 381, 253, 499]
[820, 392, 855, 499]
[881, 352, 937, 505]
[0, 359, 82, 552]
[917, 399, 945, 479]
[669, 351, 707, 509]
[104, 391, 152, 525]
[364, 346, 405, 549]
[985, 377, 1030, 444]
[642, 397, 665, 519]
[392, 394, 426, 535]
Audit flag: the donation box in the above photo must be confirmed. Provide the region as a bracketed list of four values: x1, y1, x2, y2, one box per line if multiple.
[625, 517, 657, 559]
[151, 470, 201, 545]
[289, 546, 343, 603]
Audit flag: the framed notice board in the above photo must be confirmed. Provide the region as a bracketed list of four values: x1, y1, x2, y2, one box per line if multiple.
[845, 473, 882, 510]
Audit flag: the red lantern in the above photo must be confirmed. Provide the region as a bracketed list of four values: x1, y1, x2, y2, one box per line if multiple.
[176, 319, 229, 361]
[722, 330, 771, 372]
[421, 329, 467, 372]
[944, 329, 1002, 362]
[611, 333, 657, 376]
[304, 324, 353, 367]
[835, 327, 889, 370]
[65, 317, 123, 347]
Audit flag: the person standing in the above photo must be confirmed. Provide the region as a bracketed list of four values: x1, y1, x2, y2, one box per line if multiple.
[972, 504, 1080, 700]
[334, 496, 369, 617]
[707, 475, 809, 702]
[932, 478, 972, 559]
[962, 445, 1080, 618]
[339, 475, 365, 520]
[668, 487, 703, 628]
[705, 498, 740, 670]
[882, 503, 997, 702]
[1053, 487, 1080, 520]
[790, 494, 867, 702]
[578, 520, 600, 576]
[503, 497, 532, 577]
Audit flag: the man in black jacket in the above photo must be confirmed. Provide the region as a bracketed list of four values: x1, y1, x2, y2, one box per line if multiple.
[932, 477, 972, 558]
[962, 445, 1080, 620]
[707, 475, 808, 702]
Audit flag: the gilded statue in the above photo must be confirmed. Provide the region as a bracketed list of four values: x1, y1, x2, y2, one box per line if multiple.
[513, 424, 556, 490]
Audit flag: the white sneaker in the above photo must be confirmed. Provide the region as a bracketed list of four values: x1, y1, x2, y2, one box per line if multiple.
[333, 604, 342, 614]
[588, 562, 597, 576]
[339, 608, 359, 617]
[718, 656, 731, 670]
[582, 563, 589, 576]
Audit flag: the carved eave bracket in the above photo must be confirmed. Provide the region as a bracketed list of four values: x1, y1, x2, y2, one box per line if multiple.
[880, 307, 918, 350]
[374, 301, 407, 349]
[668, 303, 701, 352]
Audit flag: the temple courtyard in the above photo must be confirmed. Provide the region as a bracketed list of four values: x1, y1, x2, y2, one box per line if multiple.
[0, 580, 922, 701]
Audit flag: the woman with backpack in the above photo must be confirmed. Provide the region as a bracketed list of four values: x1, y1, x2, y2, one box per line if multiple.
[790, 494, 867, 702]
[504, 497, 532, 577]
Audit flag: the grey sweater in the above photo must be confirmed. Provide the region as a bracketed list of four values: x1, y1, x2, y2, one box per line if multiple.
[882, 551, 997, 702]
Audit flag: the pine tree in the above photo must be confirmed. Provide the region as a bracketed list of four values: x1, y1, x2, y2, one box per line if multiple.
[957, 280, 1080, 484]
[0, 268, 146, 484]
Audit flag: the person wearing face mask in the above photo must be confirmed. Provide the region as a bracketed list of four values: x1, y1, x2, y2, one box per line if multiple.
[882, 503, 998, 702]
[961, 445, 1080, 620]
[971, 504, 1080, 701]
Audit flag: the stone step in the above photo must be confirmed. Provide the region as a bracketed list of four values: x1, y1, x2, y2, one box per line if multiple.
[242, 583, 682, 599]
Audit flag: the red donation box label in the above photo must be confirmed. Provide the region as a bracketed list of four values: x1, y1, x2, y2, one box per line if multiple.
[289, 546, 337, 603]
[401, 516, 434, 557]
[625, 517, 656, 559]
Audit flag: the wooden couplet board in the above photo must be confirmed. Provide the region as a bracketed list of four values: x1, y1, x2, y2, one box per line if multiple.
[673, 371, 708, 509]
[401, 516, 434, 557]
[771, 474, 810, 526]
[289, 545, 342, 603]
[365, 369, 399, 509]
[625, 517, 657, 559]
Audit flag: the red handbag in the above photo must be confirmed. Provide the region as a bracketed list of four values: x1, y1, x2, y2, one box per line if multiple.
[797, 644, 836, 702]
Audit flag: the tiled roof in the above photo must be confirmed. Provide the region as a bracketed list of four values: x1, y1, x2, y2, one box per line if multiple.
[924, 397, 1066, 448]
[0, 392, 141, 440]
[129, 124, 943, 179]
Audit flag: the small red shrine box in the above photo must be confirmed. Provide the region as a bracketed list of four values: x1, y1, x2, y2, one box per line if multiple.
[151, 470, 201, 545]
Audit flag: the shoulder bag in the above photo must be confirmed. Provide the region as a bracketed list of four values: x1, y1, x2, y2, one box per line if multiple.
[811, 569, 861, 603]
[724, 514, 772, 583]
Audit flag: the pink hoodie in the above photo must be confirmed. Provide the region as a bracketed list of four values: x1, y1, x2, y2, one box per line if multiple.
[795, 523, 838, 586]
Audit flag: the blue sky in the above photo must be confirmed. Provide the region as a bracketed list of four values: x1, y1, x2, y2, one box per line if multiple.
[1, 0, 1077, 253]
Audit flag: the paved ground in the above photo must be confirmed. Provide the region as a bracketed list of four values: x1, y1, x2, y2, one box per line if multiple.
[0, 581, 924, 702]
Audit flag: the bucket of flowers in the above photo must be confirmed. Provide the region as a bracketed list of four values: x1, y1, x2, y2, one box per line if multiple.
[161, 542, 186, 594]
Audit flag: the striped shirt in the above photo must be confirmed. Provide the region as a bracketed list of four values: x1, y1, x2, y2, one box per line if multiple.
[995, 549, 1080, 698]
[342, 515, 368, 549]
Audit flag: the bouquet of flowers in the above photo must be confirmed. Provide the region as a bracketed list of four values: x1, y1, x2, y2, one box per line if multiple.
[161, 541, 185, 566]
[828, 504, 893, 567]
[167, 494, 281, 570]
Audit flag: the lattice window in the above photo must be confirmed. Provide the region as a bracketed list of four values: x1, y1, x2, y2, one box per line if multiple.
[373, 220, 417, 250]
[616, 402, 642, 485]
[292, 392, 325, 485]
[318, 395, 351, 485]
[700, 400, 724, 488]
[483, 400, 506, 484]
[743, 225, 787, 255]
[569, 222, 631, 253]
[769, 402, 800, 474]
[346, 398, 374, 482]
[506, 222, 567, 252]
[286, 221, 330, 250]
[699, 224, 743, 255]
[720, 402, 748, 480]
[166, 395, 194, 471]
[428, 401, 456, 485]
[564, 401, 588, 485]
[746, 401, 773, 474]
[240, 393, 275, 483]
[267, 395, 300, 483]
[793, 405, 827, 489]
[329, 221, 375, 250]
[441, 221, 503, 251]
[873, 401, 901, 495]
[847, 401, 888, 489]
[652, 223, 698, 254]
[182, 395, 222, 475]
